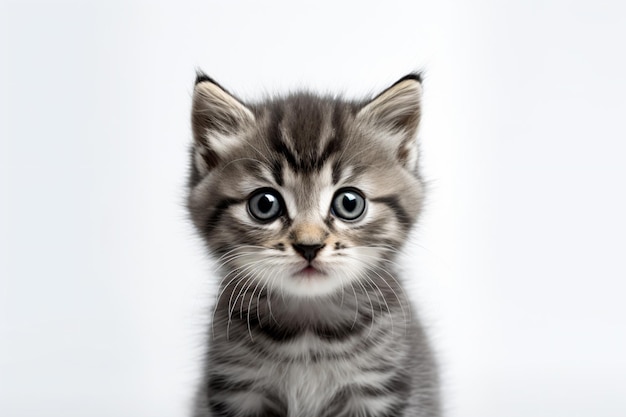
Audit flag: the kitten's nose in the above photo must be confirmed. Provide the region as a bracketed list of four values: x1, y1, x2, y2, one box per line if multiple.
[292, 243, 325, 262]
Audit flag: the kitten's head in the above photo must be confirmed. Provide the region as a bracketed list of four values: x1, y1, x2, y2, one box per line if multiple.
[187, 73, 425, 298]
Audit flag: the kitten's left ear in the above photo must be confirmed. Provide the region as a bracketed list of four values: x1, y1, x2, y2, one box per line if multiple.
[191, 72, 255, 173]
[357, 73, 423, 172]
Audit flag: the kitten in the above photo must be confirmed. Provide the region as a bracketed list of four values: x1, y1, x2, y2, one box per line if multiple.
[187, 72, 440, 417]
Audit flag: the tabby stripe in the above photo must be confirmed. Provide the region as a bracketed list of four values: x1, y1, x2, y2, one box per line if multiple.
[352, 372, 410, 399]
[316, 135, 341, 170]
[380, 401, 409, 417]
[371, 196, 410, 225]
[209, 401, 285, 417]
[271, 159, 284, 186]
[267, 104, 302, 172]
[313, 319, 366, 341]
[208, 400, 231, 417]
[384, 372, 412, 396]
[208, 375, 254, 393]
[331, 101, 345, 137]
[328, 102, 346, 178]
[244, 312, 368, 342]
[267, 102, 343, 173]
[331, 160, 342, 185]
[204, 197, 244, 234]
[272, 139, 300, 172]
[188, 147, 205, 187]
[321, 388, 403, 417]
[209, 395, 287, 417]
[246, 316, 301, 342]
[355, 374, 412, 416]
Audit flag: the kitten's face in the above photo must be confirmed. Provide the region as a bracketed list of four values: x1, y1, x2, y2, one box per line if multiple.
[188, 75, 424, 298]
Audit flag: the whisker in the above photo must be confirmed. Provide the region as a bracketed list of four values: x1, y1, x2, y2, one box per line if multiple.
[213, 250, 269, 271]
[232, 274, 256, 319]
[348, 280, 359, 330]
[225, 263, 263, 339]
[361, 273, 394, 336]
[350, 256, 412, 332]
[246, 266, 270, 342]
[211, 262, 260, 339]
[255, 268, 273, 329]
[267, 274, 278, 325]
[350, 269, 377, 339]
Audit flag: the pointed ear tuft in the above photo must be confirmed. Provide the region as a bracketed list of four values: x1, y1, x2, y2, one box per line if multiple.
[359, 74, 422, 134]
[191, 74, 255, 173]
[390, 71, 423, 85]
[357, 74, 423, 171]
[194, 70, 217, 85]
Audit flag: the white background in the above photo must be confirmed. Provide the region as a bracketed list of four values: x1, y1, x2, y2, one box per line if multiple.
[1, 1, 625, 416]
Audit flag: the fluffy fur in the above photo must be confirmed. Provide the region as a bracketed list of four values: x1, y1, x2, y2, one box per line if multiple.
[187, 72, 440, 417]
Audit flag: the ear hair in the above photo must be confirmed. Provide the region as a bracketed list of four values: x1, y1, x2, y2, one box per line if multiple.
[357, 74, 423, 172]
[191, 72, 255, 173]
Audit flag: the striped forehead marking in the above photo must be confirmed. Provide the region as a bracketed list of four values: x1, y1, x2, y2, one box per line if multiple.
[265, 98, 346, 176]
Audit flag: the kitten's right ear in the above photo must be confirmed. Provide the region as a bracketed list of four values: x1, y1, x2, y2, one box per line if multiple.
[191, 72, 255, 172]
[356, 74, 423, 172]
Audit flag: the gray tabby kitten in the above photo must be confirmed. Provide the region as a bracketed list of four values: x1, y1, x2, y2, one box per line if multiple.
[187, 72, 440, 417]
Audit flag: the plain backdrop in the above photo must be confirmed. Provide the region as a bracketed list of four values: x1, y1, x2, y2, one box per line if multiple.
[1, 1, 625, 416]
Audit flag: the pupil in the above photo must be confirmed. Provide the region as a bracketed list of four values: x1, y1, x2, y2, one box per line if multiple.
[258, 194, 274, 213]
[342, 194, 357, 212]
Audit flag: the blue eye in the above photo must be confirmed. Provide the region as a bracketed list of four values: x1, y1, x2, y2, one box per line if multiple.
[248, 189, 283, 222]
[331, 188, 366, 221]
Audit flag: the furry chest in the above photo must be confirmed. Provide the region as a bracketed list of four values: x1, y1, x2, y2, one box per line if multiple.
[276, 360, 347, 417]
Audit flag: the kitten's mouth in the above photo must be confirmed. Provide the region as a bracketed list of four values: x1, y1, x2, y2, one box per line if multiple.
[296, 265, 326, 278]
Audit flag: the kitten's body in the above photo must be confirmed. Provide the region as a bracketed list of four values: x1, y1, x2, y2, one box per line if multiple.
[187, 74, 440, 416]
